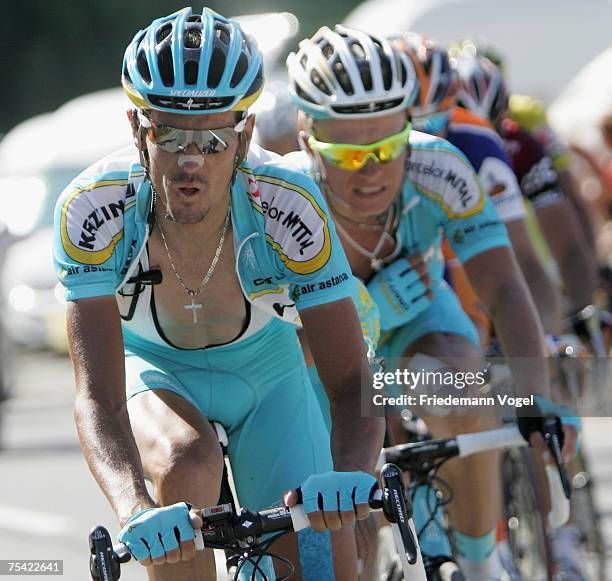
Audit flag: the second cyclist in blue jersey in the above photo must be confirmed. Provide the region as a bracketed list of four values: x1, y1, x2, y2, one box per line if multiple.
[286, 25, 577, 581]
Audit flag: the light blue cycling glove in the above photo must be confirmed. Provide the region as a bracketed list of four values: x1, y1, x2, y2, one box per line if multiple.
[366, 257, 432, 332]
[300, 471, 377, 514]
[533, 394, 582, 433]
[517, 394, 582, 452]
[118, 502, 195, 561]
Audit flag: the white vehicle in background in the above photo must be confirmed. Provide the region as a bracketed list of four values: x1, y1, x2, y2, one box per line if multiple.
[0, 88, 134, 352]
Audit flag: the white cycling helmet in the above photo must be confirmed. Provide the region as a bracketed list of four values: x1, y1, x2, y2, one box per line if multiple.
[287, 25, 417, 119]
[454, 56, 509, 124]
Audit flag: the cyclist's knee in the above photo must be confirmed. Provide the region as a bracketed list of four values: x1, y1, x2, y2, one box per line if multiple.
[148, 432, 223, 505]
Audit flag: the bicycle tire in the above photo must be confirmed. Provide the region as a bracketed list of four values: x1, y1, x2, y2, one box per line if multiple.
[377, 525, 403, 581]
[377, 526, 466, 581]
[570, 450, 607, 581]
[501, 447, 553, 581]
[426, 556, 465, 581]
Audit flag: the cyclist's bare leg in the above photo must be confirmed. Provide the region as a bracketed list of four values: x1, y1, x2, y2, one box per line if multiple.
[297, 331, 372, 580]
[332, 528, 360, 581]
[402, 333, 502, 540]
[128, 390, 356, 581]
[127, 389, 222, 581]
[354, 515, 379, 580]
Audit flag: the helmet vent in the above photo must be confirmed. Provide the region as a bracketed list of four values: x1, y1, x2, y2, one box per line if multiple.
[215, 23, 231, 47]
[332, 97, 404, 116]
[320, 41, 335, 60]
[431, 81, 446, 106]
[399, 61, 407, 85]
[207, 47, 225, 88]
[157, 23, 172, 44]
[158, 44, 175, 86]
[310, 70, 331, 95]
[358, 61, 373, 91]
[184, 61, 198, 85]
[185, 29, 202, 49]
[295, 85, 315, 104]
[375, 45, 393, 91]
[137, 51, 152, 85]
[349, 41, 365, 60]
[333, 60, 354, 96]
[472, 78, 481, 102]
[231, 52, 248, 88]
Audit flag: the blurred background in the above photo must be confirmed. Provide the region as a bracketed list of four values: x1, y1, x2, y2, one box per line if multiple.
[1, 0, 612, 578]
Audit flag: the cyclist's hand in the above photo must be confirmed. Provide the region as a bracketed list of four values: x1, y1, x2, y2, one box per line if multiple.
[517, 395, 580, 462]
[366, 256, 433, 332]
[284, 471, 377, 533]
[118, 502, 202, 566]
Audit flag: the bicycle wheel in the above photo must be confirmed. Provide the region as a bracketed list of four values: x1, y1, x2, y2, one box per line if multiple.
[501, 447, 552, 581]
[570, 450, 606, 581]
[377, 525, 403, 581]
[377, 526, 466, 581]
[425, 556, 465, 581]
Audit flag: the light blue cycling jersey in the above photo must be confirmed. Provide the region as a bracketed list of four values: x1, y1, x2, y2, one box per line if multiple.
[287, 130, 510, 327]
[52, 142, 363, 573]
[54, 142, 357, 325]
[290, 130, 511, 423]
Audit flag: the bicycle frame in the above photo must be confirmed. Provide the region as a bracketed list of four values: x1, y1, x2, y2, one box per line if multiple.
[88, 422, 427, 581]
[376, 424, 571, 580]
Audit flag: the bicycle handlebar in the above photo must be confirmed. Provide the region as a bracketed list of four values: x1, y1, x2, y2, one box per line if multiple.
[89, 464, 420, 580]
[381, 423, 571, 529]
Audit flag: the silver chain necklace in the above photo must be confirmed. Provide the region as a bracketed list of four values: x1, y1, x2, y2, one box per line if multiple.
[331, 196, 402, 272]
[156, 201, 231, 324]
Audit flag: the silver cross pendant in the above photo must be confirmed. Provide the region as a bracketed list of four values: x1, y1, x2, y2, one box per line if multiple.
[184, 292, 203, 323]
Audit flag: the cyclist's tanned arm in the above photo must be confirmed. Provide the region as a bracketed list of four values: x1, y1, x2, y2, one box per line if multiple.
[300, 298, 384, 473]
[505, 219, 562, 335]
[463, 246, 550, 398]
[68, 296, 154, 524]
[535, 199, 597, 311]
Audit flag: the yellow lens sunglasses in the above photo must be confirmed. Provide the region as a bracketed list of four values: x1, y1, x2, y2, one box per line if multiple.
[308, 122, 411, 170]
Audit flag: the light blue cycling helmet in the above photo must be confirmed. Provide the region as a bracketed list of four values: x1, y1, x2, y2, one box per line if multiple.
[122, 7, 264, 114]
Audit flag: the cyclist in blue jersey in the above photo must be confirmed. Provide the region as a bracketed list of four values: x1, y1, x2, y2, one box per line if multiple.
[286, 25, 577, 581]
[453, 54, 597, 319]
[390, 33, 564, 341]
[53, 8, 384, 581]
[454, 53, 594, 581]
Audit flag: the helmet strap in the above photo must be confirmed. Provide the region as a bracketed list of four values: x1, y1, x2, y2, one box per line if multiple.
[129, 109, 177, 222]
[230, 113, 249, 185]
[129, 110, 152, 175]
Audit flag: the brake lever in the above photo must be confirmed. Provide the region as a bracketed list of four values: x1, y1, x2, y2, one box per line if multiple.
[89, 526, 125, 581]
[542, 417, 572, 500]
[379, 463, 419, 566]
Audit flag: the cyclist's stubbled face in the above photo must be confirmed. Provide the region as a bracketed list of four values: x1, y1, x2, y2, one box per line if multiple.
[140, 110, 252, 225]
[307, 111, 408, 218]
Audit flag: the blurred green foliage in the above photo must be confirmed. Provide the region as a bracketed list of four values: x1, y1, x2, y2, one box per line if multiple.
[1, 0, 361, 135]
